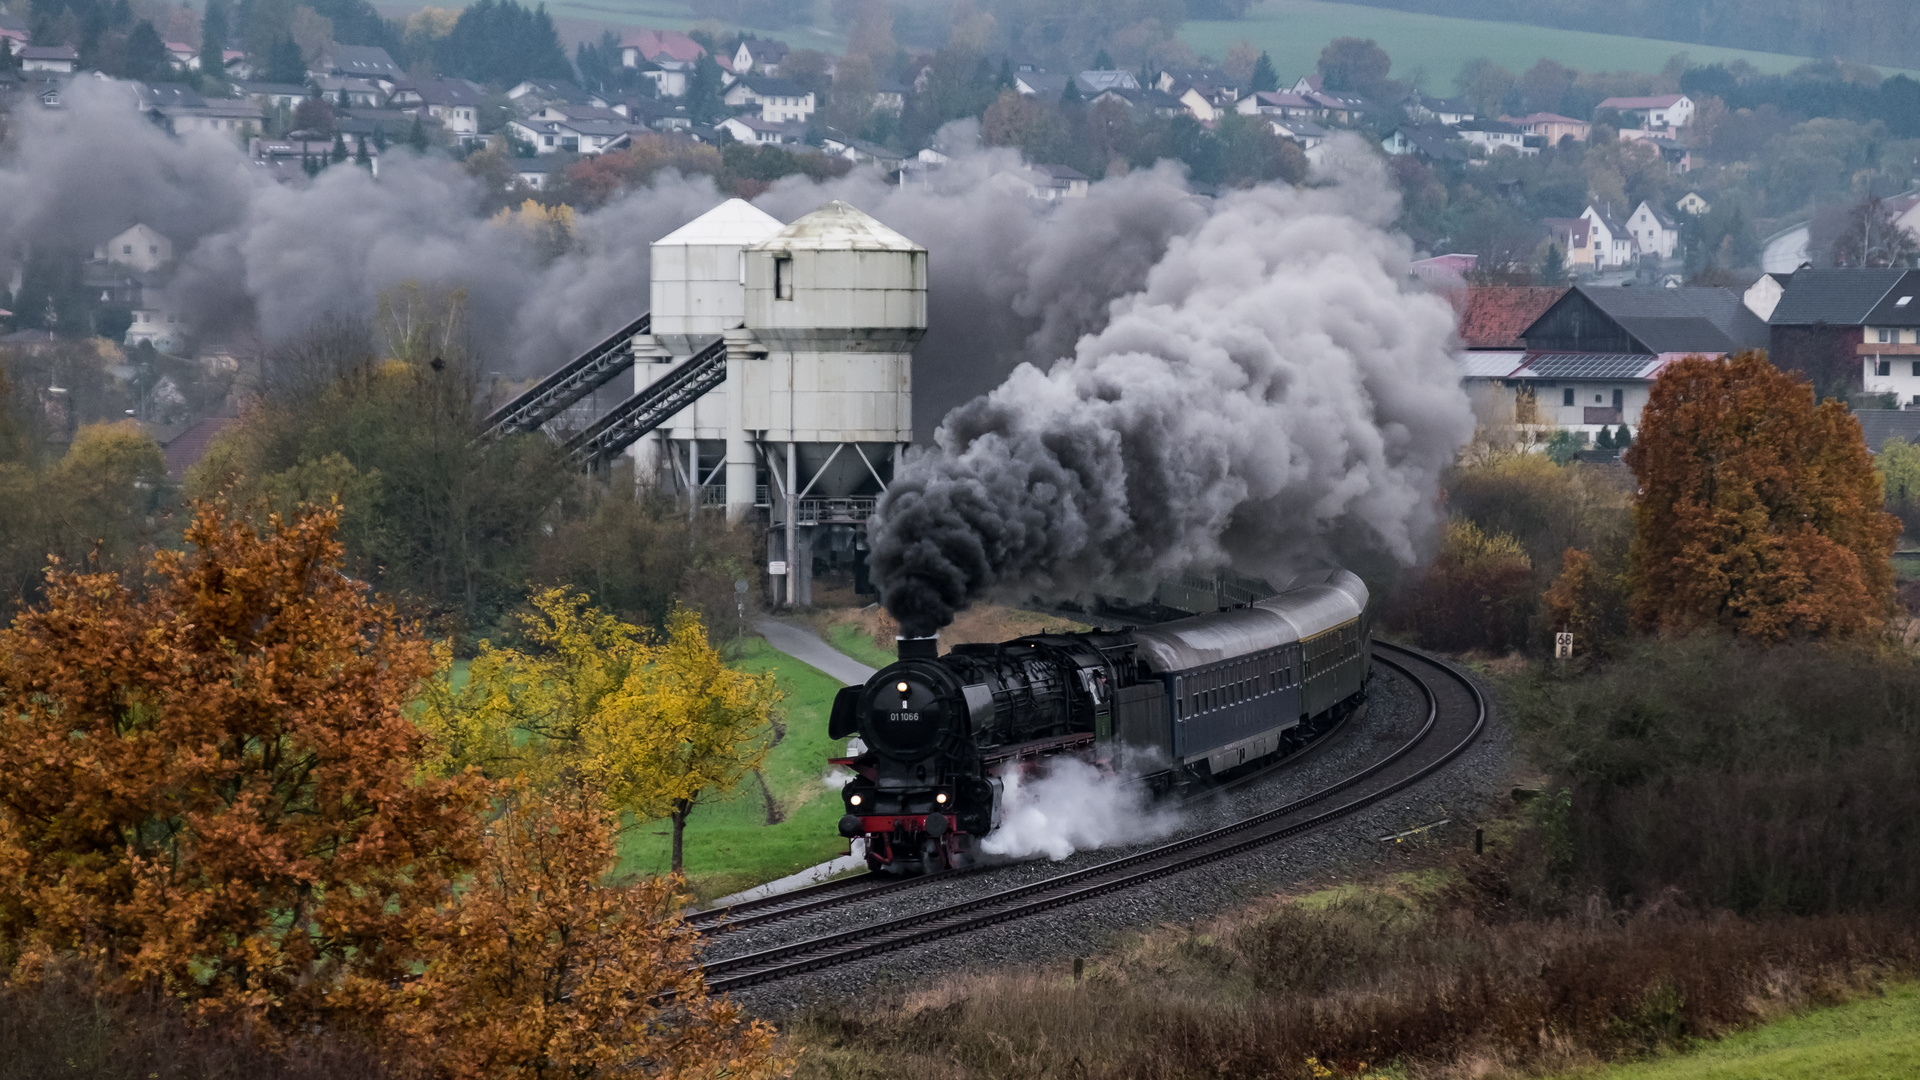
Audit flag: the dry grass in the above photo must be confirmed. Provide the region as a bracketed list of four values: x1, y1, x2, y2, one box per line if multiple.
[786, 849, 1920, 1080]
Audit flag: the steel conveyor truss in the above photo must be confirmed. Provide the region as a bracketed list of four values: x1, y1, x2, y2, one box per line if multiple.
[564, 335, 728, 469]
[477, 312, 651, 442]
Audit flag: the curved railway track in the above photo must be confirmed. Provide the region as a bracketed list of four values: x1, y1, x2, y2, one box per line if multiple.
[687, 688, 1366, 934]
[698, 641, 1486, 993]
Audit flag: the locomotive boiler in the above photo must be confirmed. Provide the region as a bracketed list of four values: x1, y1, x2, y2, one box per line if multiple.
[828, 569, 1372, 873]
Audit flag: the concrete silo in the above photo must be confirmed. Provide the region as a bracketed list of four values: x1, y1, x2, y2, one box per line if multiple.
[741, 200, 926, 604]
[632, 197, 785, 506]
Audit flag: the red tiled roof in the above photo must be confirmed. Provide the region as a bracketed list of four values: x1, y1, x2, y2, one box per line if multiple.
[618, 28, 705, 63]
[162, 416, 234, 480]
[1457, 286, 1569, 350]
[1598, 94, 1685, 110]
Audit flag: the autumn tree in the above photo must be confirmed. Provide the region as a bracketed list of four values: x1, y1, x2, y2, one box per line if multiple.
[391, 787, 787, 1080]
[1627, 352, 1898, 641]
[1399, 519, 1535, 653]
[0, 501, 487, 1026]
[1541, 547, 1628, 657]
[422, 594, 781, 873]
[1830, 193, 1920, 268]
[1317, 36, 1393, 98]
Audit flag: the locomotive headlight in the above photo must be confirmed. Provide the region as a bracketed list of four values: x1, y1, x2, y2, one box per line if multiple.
[896, 681, 910, 693]
[850, 794, 862, 807]
[935, 792, 948, 804]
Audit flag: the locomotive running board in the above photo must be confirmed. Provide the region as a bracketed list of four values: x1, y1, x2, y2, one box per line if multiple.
[981, 732, 1095, 765]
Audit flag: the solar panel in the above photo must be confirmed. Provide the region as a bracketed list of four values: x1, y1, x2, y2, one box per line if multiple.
[1519, 353, 1653, 379]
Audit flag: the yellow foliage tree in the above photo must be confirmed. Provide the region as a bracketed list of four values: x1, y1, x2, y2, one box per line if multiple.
[421, 592, 781, 873]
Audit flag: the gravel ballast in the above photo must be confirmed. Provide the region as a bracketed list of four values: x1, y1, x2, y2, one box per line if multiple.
[703, 660, 1512, 1017]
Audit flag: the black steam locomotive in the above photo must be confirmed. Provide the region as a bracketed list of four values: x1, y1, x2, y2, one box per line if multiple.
[827, 569, 1372, 873]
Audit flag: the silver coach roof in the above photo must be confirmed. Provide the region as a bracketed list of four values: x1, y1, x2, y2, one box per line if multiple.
[1131, 569, 1368, 672]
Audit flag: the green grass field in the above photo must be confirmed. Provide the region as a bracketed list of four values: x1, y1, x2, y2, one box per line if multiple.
[826, 622, 897, 670]
[1559, 983, 1920, 1080]
[615, 635, 852, 901]
[1183, 0, 1870, 88]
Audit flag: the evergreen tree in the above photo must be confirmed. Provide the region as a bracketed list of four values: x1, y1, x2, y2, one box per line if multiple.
[408, 114, 429, 151]
[332, 131, 348, 163]
[995, 57, 1013, 91]
[0, 38, 12, 74]
[1250, 50, 1278, 92]
[1616, 424, 1632, 449]
[685, 51, 726, 124]
[1061, 76, 1082, 104]
[125, 20, 168, 80]
[435, 0, 570, 86]
[355, 133, 371, 166]
[374, 126, 388, 150]
[266, 37, 306, 84]
[337, 87, 351, 111]
[198, 0, 229, 79]
[1540, 242, 1567, 285]
[1092, 48, 1113, 70]
[1595, 425, 1615, 450]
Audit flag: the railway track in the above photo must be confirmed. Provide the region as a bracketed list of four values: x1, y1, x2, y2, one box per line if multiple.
[687, 689, 1367, 934]
[698, 641, 1484, 993]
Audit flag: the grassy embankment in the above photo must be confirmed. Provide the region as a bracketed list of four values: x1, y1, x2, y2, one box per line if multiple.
[616, 635, 851, 902]
[803, 602, 1092, 670]
[1559, 983, 1920, 1080]
[1182, 0, 1893, 84]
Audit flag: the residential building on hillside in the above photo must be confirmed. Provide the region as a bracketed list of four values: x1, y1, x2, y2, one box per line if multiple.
[1455, 286, 1568, 350]
[1624, 201, 1680, 260]
[717, 115, 805, 144]
[1547, 206, 1635, 271]
[0, 12, 28, 45]
[1235, 90, 1320, 121]
[1466, 285, 1766, 438]
[232, 80, 306, 110]
[507, 79, 608, 109]
[390, 78, 482, 136]
[94, 223, 172, 272]
[138, 84, 264, 135]
[320, 45, 402, 87]
[721, 75, 814, 123]
[1013, 71, 1067, 98]
[1077, 69, 1137, 93]
[1675, 190, 1711, 215]
[1454, 118, 1532, 156]
[1769, 269, 1920, 401]
[1597, 93, 1693, 130]
[636, 58, 697, 97]
[990, 164, 1090, 200]
[508, 116, 630, 155]
[1382, 123, 1468, 163]
[621, 28, 705, 69]
[314, 75, 384, 108]
[1402, 90, 1474, 125]
[732, 39, 787, 76]
[19, 45, 76, 72]
[822, 130, 907, 170]
[1506, 112, 1589, 143]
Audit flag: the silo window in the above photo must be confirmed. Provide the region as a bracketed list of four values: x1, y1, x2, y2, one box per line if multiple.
[775, 256, 794, 300]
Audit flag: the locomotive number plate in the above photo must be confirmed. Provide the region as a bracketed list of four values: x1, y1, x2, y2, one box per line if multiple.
[889, 711, 923, 722]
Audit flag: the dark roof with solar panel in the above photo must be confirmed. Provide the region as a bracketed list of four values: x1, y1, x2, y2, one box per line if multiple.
[1770, 269, 1920, 326]
[1516, 353, 1659, 379]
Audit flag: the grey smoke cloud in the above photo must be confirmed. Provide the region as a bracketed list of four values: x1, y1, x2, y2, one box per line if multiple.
[869, 142, 1475, 636]
[0, 96, 1199, 437]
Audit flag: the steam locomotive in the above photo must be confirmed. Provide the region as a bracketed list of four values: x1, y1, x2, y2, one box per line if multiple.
[828, 569, 1372, 873]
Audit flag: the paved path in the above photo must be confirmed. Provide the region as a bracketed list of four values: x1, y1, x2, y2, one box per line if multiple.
[754, 618, 878, 686]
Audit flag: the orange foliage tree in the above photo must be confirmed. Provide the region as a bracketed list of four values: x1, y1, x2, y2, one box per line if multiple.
[0, 501, 487, 1023]
[1626, 352, 1898, 641]
[391, 786, 786, 1080]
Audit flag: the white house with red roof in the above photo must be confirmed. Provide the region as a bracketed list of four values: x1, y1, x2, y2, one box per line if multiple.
[620, 28, 705, 68]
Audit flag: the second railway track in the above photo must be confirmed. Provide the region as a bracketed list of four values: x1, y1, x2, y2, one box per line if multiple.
[699, 641, 1486, 993]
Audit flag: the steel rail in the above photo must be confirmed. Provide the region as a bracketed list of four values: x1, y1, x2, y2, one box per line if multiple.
[700, 642, 1484, 991]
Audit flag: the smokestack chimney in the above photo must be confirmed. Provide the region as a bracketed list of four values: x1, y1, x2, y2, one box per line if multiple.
[896, 635, 939, 660]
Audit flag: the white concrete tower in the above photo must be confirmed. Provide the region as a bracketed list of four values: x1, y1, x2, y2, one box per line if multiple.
[741, 200, 927, 603]
[638, 198, 784, 511]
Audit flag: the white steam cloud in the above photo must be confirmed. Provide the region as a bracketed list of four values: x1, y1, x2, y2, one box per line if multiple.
[979, 756, 1180, 862]
[870, 140, 1475, 635]
[0, 89, 1203, 437]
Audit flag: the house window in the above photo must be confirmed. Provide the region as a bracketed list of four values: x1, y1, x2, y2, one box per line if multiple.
[1879, 328, 1893, 343]
[1878, 360, 1893, 377]
[1912, 361, 1919, 377]
[1612, 389, 1624, 411]
[1563, 388, 1575, 407]
[774, 256, 794, 300]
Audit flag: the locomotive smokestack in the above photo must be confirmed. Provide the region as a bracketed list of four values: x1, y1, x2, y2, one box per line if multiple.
[896, 635, 940, 660]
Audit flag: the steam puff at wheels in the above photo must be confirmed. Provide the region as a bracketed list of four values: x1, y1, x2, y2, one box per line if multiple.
[827, 569, 1374, 873]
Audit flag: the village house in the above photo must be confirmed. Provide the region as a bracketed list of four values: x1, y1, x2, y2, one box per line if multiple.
[621, 28, 705, 72]
[232, 80, 306, 111]
[1464, 285, 1766, 439]
[314, 75, 384, 108]
[318, 45, 403, 89]
[250, 135, 381, 181]
[138, 84, 265, 136]
[822, 130, 908, 171]
[87, 224, 190, 353]
[716, 115, 806, 145]
[1013, 70, 1067, 98]
[731, 39, 788, 77]
[1235, 90, 1320, 121]
[1382, 123, 1469, 163]
[389, 78, 482, 137]
[508, 115, 630, 155]
[1077, 69, 1138, 93]
[0, 11, 28, 46]
[1453, 118, 1533, 156]
[1768, 269, 1920, 402]
[1506, 112, 1589, 144]
[1597, 93, 1694, 131]
[19, 44, 77, 72]
[1623, 200, 1681, 261]
[721, 75, 815, 123]
[1401, 90, 1475, 125]
[1675, 190, 1711, 216]
[1545, 206, 1635, 271]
